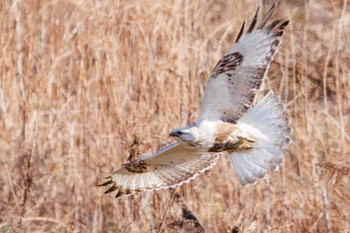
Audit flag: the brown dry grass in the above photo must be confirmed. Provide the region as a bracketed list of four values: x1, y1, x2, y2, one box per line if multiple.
[1, 0, 350, 232]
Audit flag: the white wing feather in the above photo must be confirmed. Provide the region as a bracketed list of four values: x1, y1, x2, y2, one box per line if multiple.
[198, 5, 289, 123]
[99, 143, 219, 198]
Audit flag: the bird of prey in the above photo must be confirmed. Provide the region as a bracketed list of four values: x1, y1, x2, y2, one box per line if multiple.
[99, 4, 291, 198]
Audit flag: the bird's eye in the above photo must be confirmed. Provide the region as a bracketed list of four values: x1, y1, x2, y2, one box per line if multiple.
[177, 131, 183, 135]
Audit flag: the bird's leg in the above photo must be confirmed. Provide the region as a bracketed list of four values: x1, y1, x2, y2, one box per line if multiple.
[236, 137, 255, 151]
[239, 140, 253, 150]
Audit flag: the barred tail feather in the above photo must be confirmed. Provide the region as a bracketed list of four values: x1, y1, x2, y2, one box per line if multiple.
[231, 91, 292, 186]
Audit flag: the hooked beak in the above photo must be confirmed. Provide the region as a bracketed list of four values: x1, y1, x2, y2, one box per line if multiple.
[169, 131, 182, 137]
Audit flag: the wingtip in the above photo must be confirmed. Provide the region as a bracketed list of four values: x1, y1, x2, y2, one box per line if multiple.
[247, 6, 260, 33]
[104, 184, 119, 194]
[257, 3, 278, 29]
[235, 20, 245, 43]
[97, 179, 113, 187]
[278, 20, 290, 30]
[236, 4, 288, 40]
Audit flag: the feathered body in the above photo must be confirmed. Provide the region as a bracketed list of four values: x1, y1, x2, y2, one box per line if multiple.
[171, 120, 253, 152]
[99, 4, 292, 198]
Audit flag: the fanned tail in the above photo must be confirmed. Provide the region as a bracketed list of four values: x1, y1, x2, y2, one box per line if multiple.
[230, 91, 292, 185]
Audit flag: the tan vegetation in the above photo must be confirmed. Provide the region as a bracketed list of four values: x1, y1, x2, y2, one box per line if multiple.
[0, 0, 349, 232]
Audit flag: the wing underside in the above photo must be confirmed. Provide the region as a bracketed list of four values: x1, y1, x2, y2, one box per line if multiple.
[198, 4, 289, 123]
[98, 143, 219, 198]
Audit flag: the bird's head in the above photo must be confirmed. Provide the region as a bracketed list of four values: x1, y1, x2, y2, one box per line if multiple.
[169, 126, 197, 144]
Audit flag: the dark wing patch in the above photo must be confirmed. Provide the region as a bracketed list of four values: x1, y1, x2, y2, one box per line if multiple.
[210, 52, 243, 79]
[123, 160, 149, 173]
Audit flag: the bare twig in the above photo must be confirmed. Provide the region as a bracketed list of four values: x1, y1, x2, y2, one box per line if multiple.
[157, 188, 177, 233]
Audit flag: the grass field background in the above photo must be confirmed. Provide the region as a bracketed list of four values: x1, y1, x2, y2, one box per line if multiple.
[1, 0, 349, 232]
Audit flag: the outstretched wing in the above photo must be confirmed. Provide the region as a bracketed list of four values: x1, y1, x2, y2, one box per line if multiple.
[198, 4, 289, 123]
[98, 143, 219, 198]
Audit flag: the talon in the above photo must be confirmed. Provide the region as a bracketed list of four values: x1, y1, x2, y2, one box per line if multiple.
[240, 141, 252, 150]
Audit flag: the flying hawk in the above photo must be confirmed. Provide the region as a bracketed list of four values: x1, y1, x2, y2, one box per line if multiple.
[99, 4, 291, 198]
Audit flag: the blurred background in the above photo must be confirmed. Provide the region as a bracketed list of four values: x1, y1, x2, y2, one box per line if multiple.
[0, 0, 349, 232]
